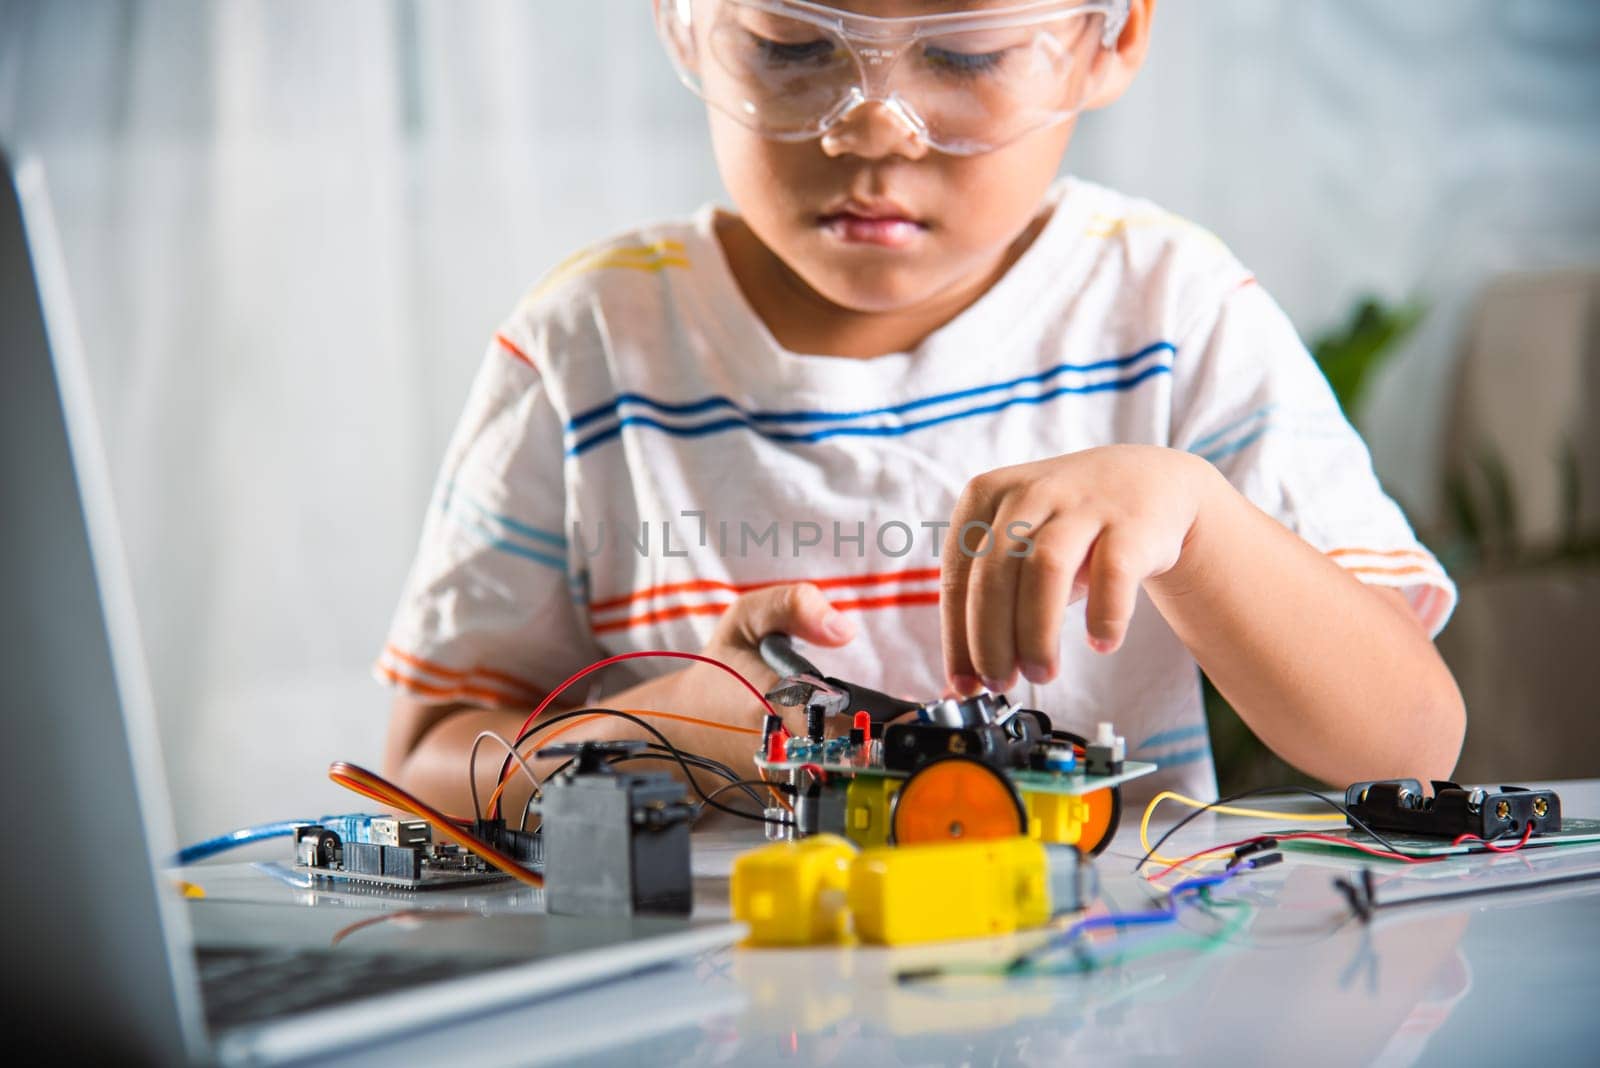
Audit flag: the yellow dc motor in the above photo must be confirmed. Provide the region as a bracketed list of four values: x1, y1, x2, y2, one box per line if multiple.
[731, 834, 855, 946]
[733, 834, 1090, 947]
[850, 836, 1056, 946]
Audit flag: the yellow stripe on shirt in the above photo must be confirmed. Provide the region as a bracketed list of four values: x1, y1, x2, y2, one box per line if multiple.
[528, 239, 689, 301]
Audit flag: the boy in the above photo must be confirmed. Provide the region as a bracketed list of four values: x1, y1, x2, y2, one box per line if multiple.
[378, 0, 1463, 817]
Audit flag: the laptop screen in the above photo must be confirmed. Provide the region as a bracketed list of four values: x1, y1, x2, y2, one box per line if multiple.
[0, 153, 205, 1063]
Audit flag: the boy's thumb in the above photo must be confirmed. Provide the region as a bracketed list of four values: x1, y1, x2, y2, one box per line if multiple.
[733, 583, 856, 647]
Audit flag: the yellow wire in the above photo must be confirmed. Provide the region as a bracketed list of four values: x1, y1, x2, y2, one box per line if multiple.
[1138, 790, 1347, 871]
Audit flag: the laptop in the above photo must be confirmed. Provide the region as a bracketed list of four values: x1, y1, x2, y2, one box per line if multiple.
[0, 152, 743, 1065]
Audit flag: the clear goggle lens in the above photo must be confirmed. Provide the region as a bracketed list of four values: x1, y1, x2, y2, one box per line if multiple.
[660, 0, 1121, 155]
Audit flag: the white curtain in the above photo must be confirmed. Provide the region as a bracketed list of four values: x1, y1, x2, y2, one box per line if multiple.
[2, 0, 1596, 840]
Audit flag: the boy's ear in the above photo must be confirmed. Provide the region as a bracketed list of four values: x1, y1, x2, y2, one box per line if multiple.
[1084, 0, 1156, 111]
[654, 0, 700, 78]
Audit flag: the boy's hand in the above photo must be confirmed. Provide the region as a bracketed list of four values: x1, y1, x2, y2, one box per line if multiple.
[941, 445, 1223, 695]
[684, 583, 857, 737]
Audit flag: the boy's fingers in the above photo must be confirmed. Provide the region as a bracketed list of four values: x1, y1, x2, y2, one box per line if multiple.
[939, 501, 989, 695]
[1084, 529, 1146, 653]
[965, 508, 1033, 691]
[726, 582, 855, 649]
[1014, 517, 1099, 683]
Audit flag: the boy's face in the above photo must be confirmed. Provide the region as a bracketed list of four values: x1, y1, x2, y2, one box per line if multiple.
[692, 1, 1154, 315]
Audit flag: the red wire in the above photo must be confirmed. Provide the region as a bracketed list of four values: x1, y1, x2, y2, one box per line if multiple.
[512, 650, 776, 742]
[799, 763, 828, 783]
[1148, 832, 1441, 881]
[1453, 824, 1535, 852]
[493, 649, 777, 818]
[1149, 822, 1539, 883]
[1278, 831, 1445, 864]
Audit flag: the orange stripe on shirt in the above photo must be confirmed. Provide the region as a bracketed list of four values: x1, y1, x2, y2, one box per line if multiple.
[589, 589, 940, 635]
[495, 332, 534, 368]
[826, 591, 942, 613]
[588, 567, 942, 614]
[1327, 547, 1435, 562]
[1340, 563, 1437, 579]
[382, 645, 541, 699]
[375, 663, 530, 709]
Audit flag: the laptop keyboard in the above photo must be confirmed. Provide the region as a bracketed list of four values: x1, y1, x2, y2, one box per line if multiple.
[197, 946, 504, 1030]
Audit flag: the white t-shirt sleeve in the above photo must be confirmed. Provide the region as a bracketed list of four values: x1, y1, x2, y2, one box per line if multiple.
[1169, 280, 1457, 637]
[374, 327, 598, 707]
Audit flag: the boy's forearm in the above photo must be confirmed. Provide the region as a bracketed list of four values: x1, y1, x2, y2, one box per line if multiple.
[1146, 468, 1465, 786]
[385, 700, 557, 821]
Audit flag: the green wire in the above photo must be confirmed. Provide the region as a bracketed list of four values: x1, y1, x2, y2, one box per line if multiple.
[906, 890, 1254, 981]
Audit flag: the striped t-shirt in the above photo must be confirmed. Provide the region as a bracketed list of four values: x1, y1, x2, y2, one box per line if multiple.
[377, 176, 1455, 802]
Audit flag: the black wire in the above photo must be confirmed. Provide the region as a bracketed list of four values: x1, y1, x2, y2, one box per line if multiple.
[533, 743, 763, 810]
[521, 751, 766, 831]
[1134, 785, 1415, 872]
[605, 752, 766, 805]
[1050, 729, 1090, 750]
[495, 709, 753, 815]
[1337, 866, 1600, 921]
[507, 708, 775, 824]
[546, 744, 761, 801]
[694, 779, 794, 824]
[644, 744, 757, 795]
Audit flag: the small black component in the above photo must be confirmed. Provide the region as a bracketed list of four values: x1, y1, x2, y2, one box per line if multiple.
[1345, 779, 1562, 840]
[762, 713, 786, 746]
[341, 842, 423, 880]
[795, 777, 849, 837]
[381, 845, 421, 880]
[882, 709, 1050, 774]
[473, 819, 545, 867]
[1232, 838, 1278, 861]
[1083, 748, 1121, 776]
[537, 738, 648, 775]
[884, 722, 1000, 772]
[293, 826, 341, 869]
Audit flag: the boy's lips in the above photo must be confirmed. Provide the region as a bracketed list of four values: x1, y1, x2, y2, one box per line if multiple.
[816, 198, 928, 249]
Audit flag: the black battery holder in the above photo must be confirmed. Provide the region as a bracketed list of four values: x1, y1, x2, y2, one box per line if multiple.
[1345, 778, 1561, 841]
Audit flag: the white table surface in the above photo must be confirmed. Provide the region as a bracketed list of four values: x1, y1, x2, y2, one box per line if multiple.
[183, 779, 1600, 1065]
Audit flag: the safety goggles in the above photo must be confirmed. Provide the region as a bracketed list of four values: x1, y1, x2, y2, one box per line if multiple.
[656, 0, 1128, 156]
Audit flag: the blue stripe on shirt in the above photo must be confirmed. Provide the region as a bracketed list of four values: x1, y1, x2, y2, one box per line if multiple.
[565, 341, 1176, 433]
[1135, 723, 1211, 753]
[566, 358, 1175, 457]
[445, 484, 566, 548]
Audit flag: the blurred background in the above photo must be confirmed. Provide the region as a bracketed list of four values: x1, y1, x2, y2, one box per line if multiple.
[1, 0, 1596, 840]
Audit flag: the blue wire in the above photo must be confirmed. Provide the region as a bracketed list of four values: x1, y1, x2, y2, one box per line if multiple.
[1025, 866, 1248, 965]
[173, 814, 377, 866]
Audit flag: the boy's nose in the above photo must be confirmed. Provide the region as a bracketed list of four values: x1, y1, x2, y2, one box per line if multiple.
[819, 98, 930, 161]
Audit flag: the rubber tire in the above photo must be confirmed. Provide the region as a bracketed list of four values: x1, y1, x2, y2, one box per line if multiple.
[1077, 786, 1123, 856]
[889, 755, 1028, 845]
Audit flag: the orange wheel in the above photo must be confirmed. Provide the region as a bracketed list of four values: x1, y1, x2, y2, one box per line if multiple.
[1075, 787, 1122, 856]
[890, 757, 1026, 845]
